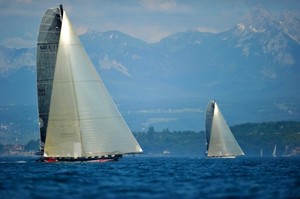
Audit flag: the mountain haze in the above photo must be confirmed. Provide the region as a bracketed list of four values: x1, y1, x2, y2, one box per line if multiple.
[0, 6, 299, 132]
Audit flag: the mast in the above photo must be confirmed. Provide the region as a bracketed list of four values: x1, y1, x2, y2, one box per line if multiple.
[59, 4, 63, 18]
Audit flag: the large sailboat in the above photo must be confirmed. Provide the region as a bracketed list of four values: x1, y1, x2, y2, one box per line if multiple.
[205, 100, 244, 158]
[36, 5, 142, 162]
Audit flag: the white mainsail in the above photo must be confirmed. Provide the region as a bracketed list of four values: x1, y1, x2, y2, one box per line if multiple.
[37, 6, 142, 159]
[205, 100, 244, 157]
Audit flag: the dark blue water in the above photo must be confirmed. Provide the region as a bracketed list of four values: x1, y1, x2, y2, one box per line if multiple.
[0, 156, 299, 199]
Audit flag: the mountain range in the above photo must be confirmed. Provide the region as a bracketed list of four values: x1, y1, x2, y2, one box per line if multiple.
[0, 6, 300, 132]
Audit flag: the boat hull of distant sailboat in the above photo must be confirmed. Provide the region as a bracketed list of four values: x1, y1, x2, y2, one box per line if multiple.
[207, 155, 236, 159]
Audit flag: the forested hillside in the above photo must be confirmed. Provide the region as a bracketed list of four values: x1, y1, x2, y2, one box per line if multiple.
[232, 121, 300, 157]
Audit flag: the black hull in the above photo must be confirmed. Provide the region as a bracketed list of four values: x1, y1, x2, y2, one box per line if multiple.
[39, 155, 122, 163]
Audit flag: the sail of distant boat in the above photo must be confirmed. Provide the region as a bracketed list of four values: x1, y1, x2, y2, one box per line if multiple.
[260, 148, 263, 157]
[272, 145, 277, 157]
[36, 5, 142, 162]
[282, 145, 290, 157]
[205, 100, 244, 158]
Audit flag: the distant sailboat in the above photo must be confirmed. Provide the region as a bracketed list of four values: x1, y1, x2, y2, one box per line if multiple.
[260, 148, 263, 157]
[205, 100, 244, 158]
[282, 145, 290, 157]
[272, 145, 277, 157]
[36, 5, 142, 162]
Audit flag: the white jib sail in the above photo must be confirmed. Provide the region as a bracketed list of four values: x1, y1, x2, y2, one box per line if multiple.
[44, 11, 142, 158]
[207, 102, 244, 157]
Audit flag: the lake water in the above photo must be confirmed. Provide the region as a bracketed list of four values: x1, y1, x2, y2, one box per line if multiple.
[0, 156, 299, 198]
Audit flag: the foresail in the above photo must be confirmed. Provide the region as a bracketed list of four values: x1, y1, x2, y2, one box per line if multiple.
[36, 7, 62, 151]
[207, 102, 244, 157]
[44, 10, 142, 158]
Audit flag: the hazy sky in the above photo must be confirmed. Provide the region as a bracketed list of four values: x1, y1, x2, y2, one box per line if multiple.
[0, 0, 299, 48]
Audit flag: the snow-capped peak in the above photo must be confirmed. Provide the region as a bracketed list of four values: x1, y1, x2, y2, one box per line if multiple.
[238, 5, 278, 34]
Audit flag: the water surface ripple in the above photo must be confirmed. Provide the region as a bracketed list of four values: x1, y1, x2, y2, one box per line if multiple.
[0, 156, 299, 198]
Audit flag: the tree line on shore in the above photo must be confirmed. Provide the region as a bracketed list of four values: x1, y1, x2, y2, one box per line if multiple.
[1, 121, 300, 157]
